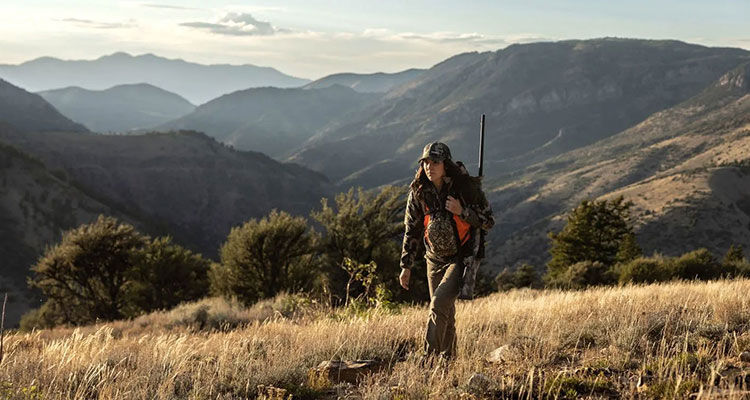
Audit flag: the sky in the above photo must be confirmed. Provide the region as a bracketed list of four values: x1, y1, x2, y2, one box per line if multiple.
[1, 0, 749, 80]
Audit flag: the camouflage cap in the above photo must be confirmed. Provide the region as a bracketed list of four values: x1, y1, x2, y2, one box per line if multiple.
[419, 142, 452, 163]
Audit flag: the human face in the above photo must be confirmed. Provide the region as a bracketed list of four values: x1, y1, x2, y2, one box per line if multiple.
[423, 158, 445, 184]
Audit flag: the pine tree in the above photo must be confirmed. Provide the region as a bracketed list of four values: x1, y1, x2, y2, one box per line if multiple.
[547, 196, 636, 282]
[723, 244, 745, 265]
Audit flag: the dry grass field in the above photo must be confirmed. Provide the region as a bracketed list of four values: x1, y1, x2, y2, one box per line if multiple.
[2, 279, 750, 399]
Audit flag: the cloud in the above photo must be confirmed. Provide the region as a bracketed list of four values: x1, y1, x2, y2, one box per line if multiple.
[358, 29, 548, 47]
[60, 18, 136, 29]
[141, 4, 201, 10]
[398, 32, 507, 46]
[180, 12, 286, 36]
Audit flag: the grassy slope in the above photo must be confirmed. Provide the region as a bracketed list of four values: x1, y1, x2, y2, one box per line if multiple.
[2, 280, 750, 399]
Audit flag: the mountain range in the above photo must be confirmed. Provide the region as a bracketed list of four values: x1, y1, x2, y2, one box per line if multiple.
[288, 39, 750, 188]
[0, 52, 310, 105]
[38, 83, 196, 133]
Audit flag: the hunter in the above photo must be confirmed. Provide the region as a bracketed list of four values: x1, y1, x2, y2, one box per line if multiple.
[399, 142, 494, 360]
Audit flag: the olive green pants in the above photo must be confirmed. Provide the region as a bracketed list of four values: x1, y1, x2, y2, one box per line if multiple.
[425, 258, 467, 359]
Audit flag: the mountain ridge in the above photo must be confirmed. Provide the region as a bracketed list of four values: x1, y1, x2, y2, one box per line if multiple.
[0, 52, 311, 105]
[0, 79, 88, 133]
[304, 68, 425, 93]
[38, 83, 196, 133]
[157, 85, 379, 158]
[288, 38, 750, 188]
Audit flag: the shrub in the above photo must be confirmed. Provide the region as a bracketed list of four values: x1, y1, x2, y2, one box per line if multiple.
[670, 248, 722, 280]
[495, 264, 541, 291]
[617, 256, 671, 284]
[546, 260, 615, 290]
[214, 210, 319, 306]
[23, 216, 212, 329]
[311, 186, 414, 302]
[27, 215, 147, 326]
[127, 236, 211, 313]
[723, 244, 745, 264]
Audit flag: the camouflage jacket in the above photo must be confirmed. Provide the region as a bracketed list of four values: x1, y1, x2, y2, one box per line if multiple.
[400, 174, 494, 270]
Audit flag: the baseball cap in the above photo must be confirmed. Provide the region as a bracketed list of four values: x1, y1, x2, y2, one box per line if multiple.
[419, 142, 452, 163]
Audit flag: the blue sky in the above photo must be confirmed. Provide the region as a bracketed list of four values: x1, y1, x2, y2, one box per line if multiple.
[1, 0, 748, 79]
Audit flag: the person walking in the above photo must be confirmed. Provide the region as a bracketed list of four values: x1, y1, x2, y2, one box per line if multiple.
[399, 142, 494, 360]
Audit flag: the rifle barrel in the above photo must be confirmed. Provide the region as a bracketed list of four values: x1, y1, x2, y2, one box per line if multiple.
[478, 114, 485, 177]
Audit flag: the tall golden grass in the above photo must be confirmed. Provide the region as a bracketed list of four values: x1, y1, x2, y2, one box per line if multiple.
[2, 279, 750, 399]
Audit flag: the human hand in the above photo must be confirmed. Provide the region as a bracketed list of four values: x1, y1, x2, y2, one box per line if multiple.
[399, 268, 411, 290]
[446, 196, 463, 215]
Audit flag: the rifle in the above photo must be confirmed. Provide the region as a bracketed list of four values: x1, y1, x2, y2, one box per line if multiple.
[477, 114, 486, 260]
[458, 114, 487, 300]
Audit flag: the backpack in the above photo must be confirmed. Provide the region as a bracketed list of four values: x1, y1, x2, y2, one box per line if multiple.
[420, 160, 486, 260]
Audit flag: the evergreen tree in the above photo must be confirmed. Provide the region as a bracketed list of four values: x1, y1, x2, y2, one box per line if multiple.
[547, 196, 636, 282]
[616, 232, 643, 264]
[723, 244, 745, 265]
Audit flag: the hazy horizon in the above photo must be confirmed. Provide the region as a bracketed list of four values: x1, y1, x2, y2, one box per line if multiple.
[2, 0, 749, 80]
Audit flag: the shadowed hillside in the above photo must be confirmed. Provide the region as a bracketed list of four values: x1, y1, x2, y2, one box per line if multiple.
[0, 132, 144, 327]
[0, 79, 87, 133]
[157, 85, 378, 158]
[0, 128, 332, 258]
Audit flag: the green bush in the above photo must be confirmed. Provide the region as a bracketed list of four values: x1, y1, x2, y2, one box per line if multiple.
[496, 264, 541, 291]
[722, 260, 750, 278]
[27, 215, 148, 326]
[617, 257, 671, 284]
[670, 248, 722, 280]
[23, 216, 212, 329]
[127, 236, 211, 313]
[311, 186, 416, 302]
[723, 244, 745, 264]
[214, 210, 319, 306]
[546, 260, 616, 290]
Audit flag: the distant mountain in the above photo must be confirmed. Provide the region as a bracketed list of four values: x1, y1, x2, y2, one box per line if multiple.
[38, 84, 196, 133]
[0, 128, 333, 258]
[0, 52, 311, 105]
[0, 79, 88, 133]
[304, 69, 425, 93]
[157, 85, 378, 158]
[486, 62, 750, 271]
[288, 39, 750, 188]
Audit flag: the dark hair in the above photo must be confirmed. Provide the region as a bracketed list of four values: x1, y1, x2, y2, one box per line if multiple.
[409, 159, 467, 201]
